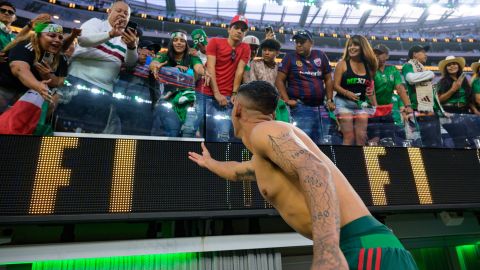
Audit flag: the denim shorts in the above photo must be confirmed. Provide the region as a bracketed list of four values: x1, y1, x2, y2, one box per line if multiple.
[334, 96, 370, 115]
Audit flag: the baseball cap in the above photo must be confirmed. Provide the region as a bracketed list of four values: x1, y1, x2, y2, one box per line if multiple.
[138, 40, 161, 53]
[408, 45, 430, 59]
[243, 35, 260, 46]
[292, 29, 313, 41]
[230, 14, 248, 28]
[373, 44, 389, 55]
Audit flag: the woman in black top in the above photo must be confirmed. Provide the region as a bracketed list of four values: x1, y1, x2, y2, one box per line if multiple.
[0, 17, 67, 113]
[333, 35, 377, 145]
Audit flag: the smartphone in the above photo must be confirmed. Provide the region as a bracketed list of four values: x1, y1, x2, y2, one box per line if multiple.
[145, 55, 152, 66]
[125, 21, 137, 32]
[41, 52, 54, 65]
[265, 26, 273, 34]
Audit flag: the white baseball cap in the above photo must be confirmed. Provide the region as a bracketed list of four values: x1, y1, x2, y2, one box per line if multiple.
[243, 35, 260, 46]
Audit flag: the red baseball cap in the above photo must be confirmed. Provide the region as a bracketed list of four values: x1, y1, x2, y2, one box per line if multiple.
[230, 15, 248, 28]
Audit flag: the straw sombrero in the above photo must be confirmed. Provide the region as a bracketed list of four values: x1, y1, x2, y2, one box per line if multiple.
[471, 59, 480, 74]
[438, 55, 466, 75]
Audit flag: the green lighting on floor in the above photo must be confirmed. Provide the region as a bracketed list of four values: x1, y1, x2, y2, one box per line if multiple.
[11, 253, 199, 270]
[456, 243, 480, 270]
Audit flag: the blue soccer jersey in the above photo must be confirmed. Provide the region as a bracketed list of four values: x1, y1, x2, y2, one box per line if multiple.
[278, 50, 332, 106]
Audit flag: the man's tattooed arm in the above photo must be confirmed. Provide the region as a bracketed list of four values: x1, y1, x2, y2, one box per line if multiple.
[265, 131, 347, 270]
[189, 143, 256, 182]
[234, 167, 256, 182]
[207, 160, 256, 182]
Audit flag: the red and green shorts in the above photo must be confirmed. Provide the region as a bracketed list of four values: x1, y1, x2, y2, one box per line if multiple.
[340, 215, 419, 270]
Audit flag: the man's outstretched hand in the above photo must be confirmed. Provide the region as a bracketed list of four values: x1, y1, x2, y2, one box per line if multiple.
[188, 142, 212, 168]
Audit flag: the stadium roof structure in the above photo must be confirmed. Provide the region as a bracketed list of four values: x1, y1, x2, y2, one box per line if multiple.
[129, 0, 480, 32]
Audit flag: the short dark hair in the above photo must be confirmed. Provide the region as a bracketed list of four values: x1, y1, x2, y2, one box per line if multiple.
[260, 39, 281, 51]
[0, 1, 15, 12]
[237, 81, 279, 115]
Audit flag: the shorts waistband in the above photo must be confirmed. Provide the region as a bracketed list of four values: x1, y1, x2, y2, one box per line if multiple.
[340, 215, 404, 250]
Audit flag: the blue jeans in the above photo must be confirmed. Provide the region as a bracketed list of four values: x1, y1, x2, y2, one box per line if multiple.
[195, 92, 233, 142]
[442, 113, 480, 148]
[55, 76, 113, 133]
[367, 114, 397, 139]
[290, 102, 328, 144]
[151, 100, 197, 138]
[416, 114, 442, 148]
[111, 74, 155, 135]
[151, 100, 182, 137]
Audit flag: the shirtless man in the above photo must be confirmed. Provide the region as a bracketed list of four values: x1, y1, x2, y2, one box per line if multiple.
[189, 81, 418, 270]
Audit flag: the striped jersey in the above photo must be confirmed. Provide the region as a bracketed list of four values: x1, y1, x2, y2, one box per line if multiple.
[69, 18, 137, 92]
[278, 50, 332, 106]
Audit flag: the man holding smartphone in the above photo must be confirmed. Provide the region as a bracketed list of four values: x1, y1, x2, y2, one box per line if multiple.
[55, 0, 138, 133]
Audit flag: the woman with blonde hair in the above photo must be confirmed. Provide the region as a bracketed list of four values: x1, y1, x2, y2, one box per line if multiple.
[333, 35, 377, 145]
[0, 15, 68, 113]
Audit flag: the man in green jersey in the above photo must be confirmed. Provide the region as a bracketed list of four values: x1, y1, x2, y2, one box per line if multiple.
[401, 45, 442, 147]
[369, 44, 412, 144]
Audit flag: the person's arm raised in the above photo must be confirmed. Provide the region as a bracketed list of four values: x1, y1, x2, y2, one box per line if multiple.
[189, 142, 256, 182]
[250, 124, 348, 270]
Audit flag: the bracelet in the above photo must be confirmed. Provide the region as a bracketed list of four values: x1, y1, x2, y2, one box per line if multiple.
[127, 46, 137, 50]
[405, 104, 411, 108]
[232, 92, 238, 96]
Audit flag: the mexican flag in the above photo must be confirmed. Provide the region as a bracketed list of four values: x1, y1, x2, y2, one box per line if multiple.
[0, 90, 51, 135]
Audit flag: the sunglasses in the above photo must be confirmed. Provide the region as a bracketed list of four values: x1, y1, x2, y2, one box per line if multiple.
[231, 49, 236, 62]
[232, 24, 248, 33]
[0, 8, 15, 16]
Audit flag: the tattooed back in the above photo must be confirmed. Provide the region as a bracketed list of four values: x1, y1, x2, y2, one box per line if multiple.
[248, 121, 371, 240]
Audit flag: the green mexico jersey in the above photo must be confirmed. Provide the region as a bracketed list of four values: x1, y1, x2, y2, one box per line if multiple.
[0, 22, 15, 51]
[443, 88, 466, 104]
[153, 53, 202, 69]
[374, 65, 403, 105]
[401, 63, 418, 110]
[401, 63, 440, 111]
[471, 78, 480, 95]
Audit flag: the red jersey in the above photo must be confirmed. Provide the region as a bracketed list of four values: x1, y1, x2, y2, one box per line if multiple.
[200, 38, 250, 96]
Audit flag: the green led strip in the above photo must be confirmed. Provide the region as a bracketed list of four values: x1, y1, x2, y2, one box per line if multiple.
[3, 253, 199, 269]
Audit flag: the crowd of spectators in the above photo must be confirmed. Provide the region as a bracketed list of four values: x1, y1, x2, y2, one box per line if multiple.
[0, 0, 479, 148]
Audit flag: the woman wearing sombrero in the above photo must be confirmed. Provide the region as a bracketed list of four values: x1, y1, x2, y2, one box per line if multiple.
[436, 56, 477, 147]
